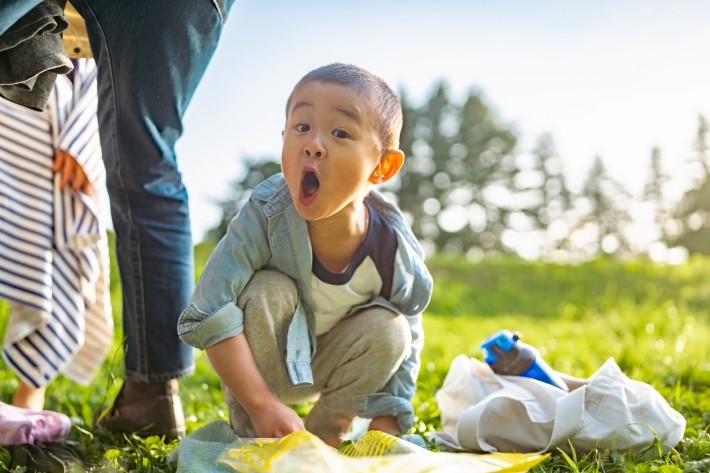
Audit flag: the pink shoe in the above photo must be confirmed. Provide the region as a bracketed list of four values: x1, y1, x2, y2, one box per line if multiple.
[0, 401, 71, 445]
[0, 402, 33, 444]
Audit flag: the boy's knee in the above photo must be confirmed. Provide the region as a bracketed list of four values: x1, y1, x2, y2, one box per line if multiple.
[244, 269, 297, 293]
[362, 310, 411, 364]
[238, 270, 298, 314]
[238, 270, 299, 359]
[384, 313, 412, 362]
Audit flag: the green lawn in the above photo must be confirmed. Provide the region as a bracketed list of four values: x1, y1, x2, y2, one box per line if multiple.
[1, 250, 708, 472]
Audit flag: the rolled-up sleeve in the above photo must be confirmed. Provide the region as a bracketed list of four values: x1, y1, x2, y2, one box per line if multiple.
[353, 392, 415, 433]
[178, 302, 244, 349]
[177, 196, 271, 349]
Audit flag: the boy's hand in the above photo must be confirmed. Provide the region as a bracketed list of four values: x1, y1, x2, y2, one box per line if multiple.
[250, 399, 305, 438]
[53, 149, 91, 194]
[207, 334, 306, 439]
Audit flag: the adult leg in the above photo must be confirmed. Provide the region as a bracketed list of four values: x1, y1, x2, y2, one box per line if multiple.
[70, 0, 235, 438]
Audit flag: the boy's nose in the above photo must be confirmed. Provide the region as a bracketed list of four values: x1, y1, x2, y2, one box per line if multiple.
[304, 137, 325, 158]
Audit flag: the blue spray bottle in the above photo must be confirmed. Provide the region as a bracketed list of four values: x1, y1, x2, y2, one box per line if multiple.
[481, 329, 569, 391]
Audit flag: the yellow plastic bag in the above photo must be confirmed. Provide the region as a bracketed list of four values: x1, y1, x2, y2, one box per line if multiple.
[217, 430, 548, 473]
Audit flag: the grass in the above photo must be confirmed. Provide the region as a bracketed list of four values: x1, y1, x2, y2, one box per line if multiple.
[1, 247, 708, 472]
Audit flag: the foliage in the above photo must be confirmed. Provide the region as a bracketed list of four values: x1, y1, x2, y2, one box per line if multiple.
[643, 146, 671, 242]
[574, 156, 633, 257]
[396, 83, 519, 256]
[667, 115, 710, 255]
[520, 133, 573, 257]
[203, 158, 282, 243]
[688, 115, 709, 179]
[1, 253, 708, 471]
[670, 178, 710, 255]
[204, 80, 710, 260]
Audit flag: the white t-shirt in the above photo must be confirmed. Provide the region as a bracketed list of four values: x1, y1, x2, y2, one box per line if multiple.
[310, 203, 398, 336]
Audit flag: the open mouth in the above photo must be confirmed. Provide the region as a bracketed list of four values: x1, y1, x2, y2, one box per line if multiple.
[300, 170, 320, 203]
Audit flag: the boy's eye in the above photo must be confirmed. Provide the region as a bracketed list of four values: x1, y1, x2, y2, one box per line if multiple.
[295, 123, 310, 132]
[332, 129, 349, 139]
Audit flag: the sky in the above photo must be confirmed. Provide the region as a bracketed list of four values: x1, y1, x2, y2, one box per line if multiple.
[174, 0, 710, 242]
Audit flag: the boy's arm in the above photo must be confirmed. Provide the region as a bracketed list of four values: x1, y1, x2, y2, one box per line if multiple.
[206, 333, 305, 438]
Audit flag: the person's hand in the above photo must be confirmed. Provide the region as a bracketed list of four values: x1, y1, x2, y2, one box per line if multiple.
[249, 399, 305, 439]
[53, 149, 91, 193]
[206, 335, 304, 439]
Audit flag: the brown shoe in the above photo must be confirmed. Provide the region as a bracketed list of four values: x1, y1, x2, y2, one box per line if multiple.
[97, 379, 186, 440]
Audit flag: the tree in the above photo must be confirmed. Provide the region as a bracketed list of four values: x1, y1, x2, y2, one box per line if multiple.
[396, 84, 453, 252]
[509, 133, 573, 259]
[396, 82, 518, 256]
[668, 115, 710, 255]
[669, 180, 710, 254]
[204, 158, 281, 243]
[640, 146, 670, 244]
[570, 156, 632, 258]
[688, 114, 709, 180]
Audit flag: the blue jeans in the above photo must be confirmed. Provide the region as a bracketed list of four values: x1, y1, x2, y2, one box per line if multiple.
[1, 0, 235, 382]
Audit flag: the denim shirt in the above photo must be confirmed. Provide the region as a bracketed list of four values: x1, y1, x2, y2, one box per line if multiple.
[178, 173, 433, 431]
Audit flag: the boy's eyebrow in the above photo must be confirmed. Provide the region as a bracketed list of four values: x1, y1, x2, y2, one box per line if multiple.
[335, 106, 361, 124]
[291, 101, 313, 114]
[290, 101, 362, 124]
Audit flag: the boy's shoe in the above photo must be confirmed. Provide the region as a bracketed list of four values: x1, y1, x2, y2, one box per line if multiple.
[97, 379, 186, 440]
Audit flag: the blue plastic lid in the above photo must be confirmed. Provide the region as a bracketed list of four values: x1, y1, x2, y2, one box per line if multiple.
[480, 329, 519, 363]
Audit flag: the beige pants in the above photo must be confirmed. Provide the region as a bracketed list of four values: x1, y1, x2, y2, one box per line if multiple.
[223, 270, 411, 440]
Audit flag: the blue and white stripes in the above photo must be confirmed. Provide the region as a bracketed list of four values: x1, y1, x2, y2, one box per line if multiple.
[0, 58, 113, 388]
[0, 99, 54, 319]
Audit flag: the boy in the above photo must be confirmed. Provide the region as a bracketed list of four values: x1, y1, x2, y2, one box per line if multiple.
[178, 63, 433, 447]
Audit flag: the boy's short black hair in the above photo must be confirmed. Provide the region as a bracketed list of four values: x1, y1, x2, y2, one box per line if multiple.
[286, 63, 403, 150]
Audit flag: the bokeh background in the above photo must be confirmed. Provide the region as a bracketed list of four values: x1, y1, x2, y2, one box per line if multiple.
[171, 0, 710, 261]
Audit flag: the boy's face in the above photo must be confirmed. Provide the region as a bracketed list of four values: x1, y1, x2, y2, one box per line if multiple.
[282, 81, 383, 222]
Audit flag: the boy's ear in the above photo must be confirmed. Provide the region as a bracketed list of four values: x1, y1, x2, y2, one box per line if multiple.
[369, 149, 404, 184]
